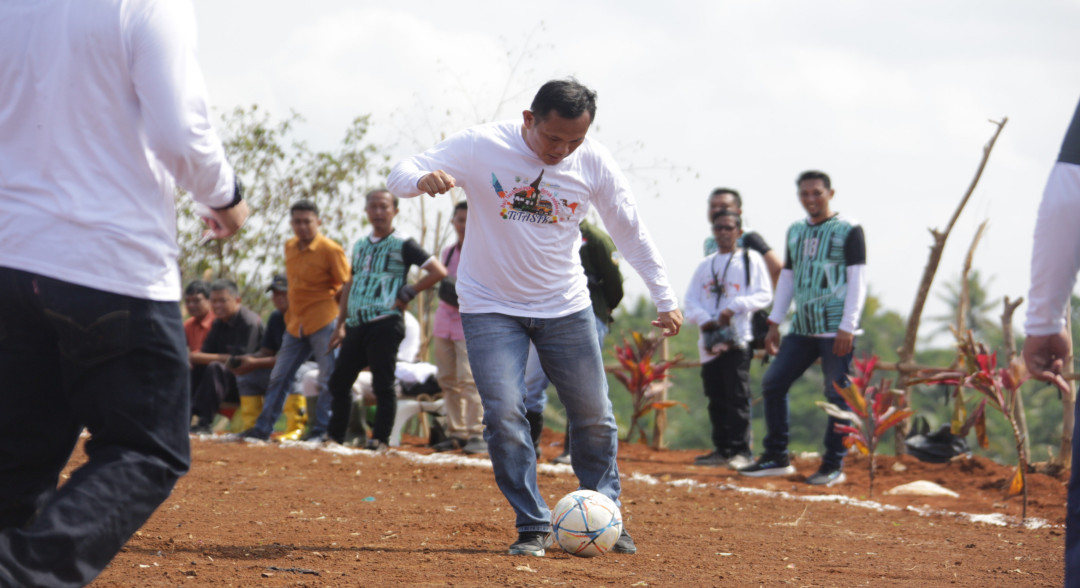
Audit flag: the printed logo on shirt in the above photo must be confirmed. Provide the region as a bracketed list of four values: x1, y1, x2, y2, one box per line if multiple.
[491, 169, 580, 224]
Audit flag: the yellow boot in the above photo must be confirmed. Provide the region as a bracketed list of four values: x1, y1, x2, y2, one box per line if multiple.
[279, 394, 308, 441]
[239, 395, 264, 432]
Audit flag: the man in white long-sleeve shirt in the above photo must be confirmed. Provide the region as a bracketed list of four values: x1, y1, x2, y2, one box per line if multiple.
[739, 170, 867, 486]
[0, 1, 247, 585]
[684, 210, 772, 469]
[1021, 97, 1080, 585]
[387, 79, 682, 557]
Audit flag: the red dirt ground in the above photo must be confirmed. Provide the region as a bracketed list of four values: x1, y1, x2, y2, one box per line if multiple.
[82, 430, 1067, 587]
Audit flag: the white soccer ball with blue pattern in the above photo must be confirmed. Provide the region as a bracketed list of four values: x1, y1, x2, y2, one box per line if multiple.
[551, 489, 623, 557]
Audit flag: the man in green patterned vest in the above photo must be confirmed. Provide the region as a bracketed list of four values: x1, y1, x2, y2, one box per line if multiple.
[326, 190, 447, 451]
[739, 170, 867, 486]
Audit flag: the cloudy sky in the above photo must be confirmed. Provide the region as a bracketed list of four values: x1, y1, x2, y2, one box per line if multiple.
[191, 0, 1080, 339]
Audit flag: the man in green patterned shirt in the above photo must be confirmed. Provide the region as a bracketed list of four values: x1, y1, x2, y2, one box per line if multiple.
[739, 170, 867, 486]
[326, 190, 446, 451]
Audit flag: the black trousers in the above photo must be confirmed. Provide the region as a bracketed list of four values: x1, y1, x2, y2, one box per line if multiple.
[327, 316, 404, 444]
[0, 267, 190, 587]
[191, 362, 238, 424]
[700, 346, 752, 457]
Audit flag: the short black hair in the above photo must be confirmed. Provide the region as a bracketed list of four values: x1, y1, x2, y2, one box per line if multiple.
[209, 279, 240, 298]
[796, 170, 831, 190]
[366, 188, 398, 210]
[711, 209, 742, 230]
[184, 280, 210, 298]
[530, 79, 598, 124]
[453, 200, 468, 215]
[709, 188, 742, 209]
[290, 199, 320, 217]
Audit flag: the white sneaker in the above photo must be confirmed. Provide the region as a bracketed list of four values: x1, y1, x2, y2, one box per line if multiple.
[726, 454, 753, 470]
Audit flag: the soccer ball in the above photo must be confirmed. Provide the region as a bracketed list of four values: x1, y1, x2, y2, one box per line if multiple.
[550, 490, 623, 557]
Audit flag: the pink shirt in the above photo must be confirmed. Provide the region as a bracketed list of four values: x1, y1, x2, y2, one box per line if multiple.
[432, 243, 465, 341]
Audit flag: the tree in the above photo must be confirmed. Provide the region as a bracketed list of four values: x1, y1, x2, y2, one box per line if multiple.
[176, 105, 387, 314]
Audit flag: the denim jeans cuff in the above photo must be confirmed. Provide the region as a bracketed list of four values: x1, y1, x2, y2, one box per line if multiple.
[517, 524, 552, 533]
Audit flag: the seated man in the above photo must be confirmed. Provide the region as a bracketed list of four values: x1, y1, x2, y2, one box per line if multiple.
[183, 279, 214, 390]
[189, 279, 264, 433]
[225, 274, 309, 439]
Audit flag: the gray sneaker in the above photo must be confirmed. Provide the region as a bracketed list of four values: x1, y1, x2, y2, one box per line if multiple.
[611, 527, 637, 554]
[806, 465, 846, 486]
[551, 452, 571, 465]
[463, 436, 488, 455]
[508, 531, 553, 556]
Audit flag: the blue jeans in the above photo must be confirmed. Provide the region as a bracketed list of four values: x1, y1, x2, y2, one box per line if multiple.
[0, 267, 190, 587]
[523, 313, 609, 414]
[761, 334, 853, 470]
[461, 308, 619, 532]
[253, 323, 335, 437]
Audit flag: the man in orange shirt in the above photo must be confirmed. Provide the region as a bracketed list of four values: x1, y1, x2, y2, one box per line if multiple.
[183, 280, 215, 391]
[240, 200, 349, 441]
[182, 280, 214, 353]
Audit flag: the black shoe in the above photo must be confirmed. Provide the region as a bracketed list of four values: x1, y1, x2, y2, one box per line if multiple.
[738, 453, 795, 477]
[508, 531, 553, 556]
[611, 527, 637, 554]
[237, 428, 270, 441]
[693, 450, 728, 466]
[432, 437, 465, 452]
[189, 422, 213, 435]
[365, 438, 389, 453]
[300, 430, 328, 443]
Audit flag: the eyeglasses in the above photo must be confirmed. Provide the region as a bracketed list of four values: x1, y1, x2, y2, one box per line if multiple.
[712, 225, 738, 232]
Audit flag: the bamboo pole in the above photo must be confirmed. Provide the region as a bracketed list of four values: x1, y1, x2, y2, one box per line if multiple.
[653, 336, 670, 449]
[1001, 296, 1029, 459]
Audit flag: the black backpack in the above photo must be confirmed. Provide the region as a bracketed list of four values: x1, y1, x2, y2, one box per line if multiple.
[742, 249, 770, 351]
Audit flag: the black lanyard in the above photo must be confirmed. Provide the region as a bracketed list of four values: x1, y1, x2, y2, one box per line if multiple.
[709, 249, 737, 311]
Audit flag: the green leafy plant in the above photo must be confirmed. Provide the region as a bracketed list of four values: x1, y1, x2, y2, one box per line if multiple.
[612, 331, 684, 448]
[817, 355, 913, 497]
[914, 332, 1031, 521]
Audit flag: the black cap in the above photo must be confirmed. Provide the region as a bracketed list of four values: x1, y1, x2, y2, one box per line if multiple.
[266, 274, 288, 292]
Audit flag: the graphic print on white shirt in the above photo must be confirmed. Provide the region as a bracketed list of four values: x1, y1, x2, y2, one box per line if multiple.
[491, 169, 581, 225]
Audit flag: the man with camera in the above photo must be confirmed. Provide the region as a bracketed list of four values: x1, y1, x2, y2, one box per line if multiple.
[684, 210, 772, 468]
[189, 280, 265, 433]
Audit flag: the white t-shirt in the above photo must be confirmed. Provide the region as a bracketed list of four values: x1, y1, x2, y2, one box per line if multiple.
[684, 248, 772, 363]
[387, 121, 677, 318]
[0, 0, 235, 301]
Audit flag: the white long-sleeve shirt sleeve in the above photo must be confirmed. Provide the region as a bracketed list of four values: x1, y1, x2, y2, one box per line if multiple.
[1025, 162, 1080, 335]
[128, 0, 236, 208]
[839, 264, 868, 334]
[768, 268, 795, 325]
[589, 149, 679, 313]
[683, 260, 715, 327]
